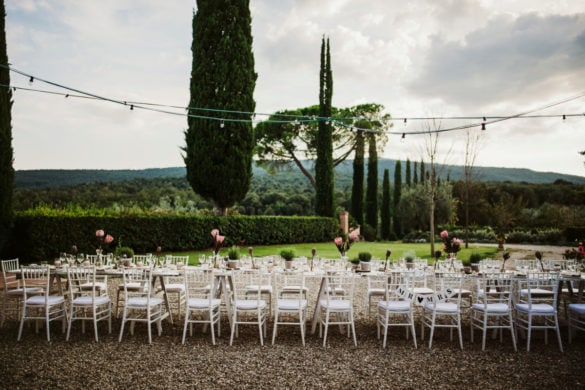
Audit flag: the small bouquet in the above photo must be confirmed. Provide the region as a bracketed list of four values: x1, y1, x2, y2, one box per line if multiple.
[334, 229, 359, 257]
[96, 229, 114, 253]
[440, 230, 464, 257]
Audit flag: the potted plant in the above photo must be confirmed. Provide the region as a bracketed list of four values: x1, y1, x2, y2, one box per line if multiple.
[114, 246, 135, 267]
[227, 246, 240, 269]
[280, 248, 296, 270]
[349, 257, 360, 271]
[358, 252, 372, 272]
[469, 252, 481, 273]
[404, 251, 415, 270]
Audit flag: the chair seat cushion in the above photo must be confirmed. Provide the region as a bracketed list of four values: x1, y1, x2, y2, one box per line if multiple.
[471, 303, 509, 313]
[378, 300, 411, 311]
[126, 297, 163, 307]
[73, 295, 111, 306]
[165, 283, 185, 292]
[319, 299, 352, 311]
[276, 299, 307, 311]
[424, 302, 459, 313]
[516, 303, 555, 314]
[187, 298, 221, 309]
[7, 287, 43, 296]
[234, 299, 267, 310]
[568, 303, 585, 314]
[245, 285, 273, 293]
[26, 295, 65, 305]
[368, 288, 385, 296]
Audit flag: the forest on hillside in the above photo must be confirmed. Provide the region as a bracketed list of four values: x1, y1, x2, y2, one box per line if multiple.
[14, 163, 585, 238]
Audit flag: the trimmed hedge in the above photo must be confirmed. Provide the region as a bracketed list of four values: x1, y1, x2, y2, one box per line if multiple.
[10, 215, 338, 263]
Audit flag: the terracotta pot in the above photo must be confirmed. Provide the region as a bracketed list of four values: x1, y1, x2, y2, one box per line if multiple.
[360, 261, 371, 272]
[284, 260, 294, 270]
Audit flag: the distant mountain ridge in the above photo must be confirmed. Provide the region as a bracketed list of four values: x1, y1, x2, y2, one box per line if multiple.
[14, 159, 585, 189]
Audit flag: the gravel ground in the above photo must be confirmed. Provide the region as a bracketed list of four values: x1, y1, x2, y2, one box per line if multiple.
[2, 257, 584, 389]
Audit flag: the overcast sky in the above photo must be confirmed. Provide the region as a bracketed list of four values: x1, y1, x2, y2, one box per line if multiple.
[4, 0, 585, 177]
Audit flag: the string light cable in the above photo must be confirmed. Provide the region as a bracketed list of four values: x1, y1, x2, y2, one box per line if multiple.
[2, 64, 584, 135]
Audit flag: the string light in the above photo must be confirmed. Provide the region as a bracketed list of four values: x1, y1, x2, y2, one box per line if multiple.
[2, 64, 585, 138]
[28, 76, 34, 85]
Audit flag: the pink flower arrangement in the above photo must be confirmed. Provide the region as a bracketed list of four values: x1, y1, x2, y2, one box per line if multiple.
[334, 229, 360, 257]
[96, 229, 114, 251]
[211, 229, 225, 256]
[440, 230, 463, 256]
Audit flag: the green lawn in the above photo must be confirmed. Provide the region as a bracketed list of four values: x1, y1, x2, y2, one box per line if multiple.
[168, 241, 500, 266]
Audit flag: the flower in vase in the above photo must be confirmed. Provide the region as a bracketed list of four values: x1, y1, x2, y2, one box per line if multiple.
[96, 229, 114, 252]
[440, 230, 463, 257]
[211, 229, 225, 256]
[334, 228, 360, 257]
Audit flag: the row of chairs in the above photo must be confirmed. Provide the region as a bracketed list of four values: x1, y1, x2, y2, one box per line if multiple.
[3, 258, 585, 349]
[370, 271, 584, 351]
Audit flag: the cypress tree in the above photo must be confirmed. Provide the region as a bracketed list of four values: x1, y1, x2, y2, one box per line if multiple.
[405, 158, 411, 187]
[0, 0, 14, 256]
[381, 169, 391, 240]
[413, 161, 418, 185]
[365, 133, 378, 236]
[393, 160, 402, 238]
[351, 130, 364, 225]
[184, 0, 257, 215]
[315, 36, 334, 217]
[420, 160, 426, 183]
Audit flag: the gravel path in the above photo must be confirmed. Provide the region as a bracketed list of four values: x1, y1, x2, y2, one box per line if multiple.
[1, 264, 584, 389]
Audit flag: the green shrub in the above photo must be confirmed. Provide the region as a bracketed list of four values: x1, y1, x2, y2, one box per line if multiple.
[227, 246, 240, 260]
[114, 246, 134, 258]
[358, 252, 372, 262]
[279, 248, 295, 261]
[469, 252, 482, 264]
[11, 214, 338, 263]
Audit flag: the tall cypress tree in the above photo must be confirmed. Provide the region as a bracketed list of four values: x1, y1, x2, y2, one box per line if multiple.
[185, 0, 256, 215]
[420, 160, 426, 183]
[0, 0, 14, 256]
[365, 133, 378, 236]
[315, 36, 334, 217]
[413, 161, 418, 185]
[381, 169, 391, 240]
[405, 158, 411, 187]
[351, 130, 364, 225]
[393, 160, 403, 238]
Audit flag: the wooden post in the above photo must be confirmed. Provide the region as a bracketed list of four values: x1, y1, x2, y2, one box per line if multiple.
[339, 211, 349, 235]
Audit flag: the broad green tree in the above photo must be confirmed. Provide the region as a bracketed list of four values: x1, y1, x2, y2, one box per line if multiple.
[393, 160, 402, 238]
[184, 0, 257, 215]
[380, 169, 391, 240]
[315, 36, 334, 217]
[365, 133, 378, 236]
[0, 0, 14, 256]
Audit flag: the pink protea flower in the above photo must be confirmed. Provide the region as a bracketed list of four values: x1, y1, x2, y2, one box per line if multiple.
[440, 230, 449, 239]
[210, 229, 219, 237]
[104, 234, 114, 244]
[334, 237, 343, 246]
[216, 235, 225, 244]
[96, 229, 105, 238]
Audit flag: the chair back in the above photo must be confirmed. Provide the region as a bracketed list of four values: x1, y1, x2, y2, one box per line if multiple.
[184, 268, 214, 301]
[121, 267, 152, 298]
[517, 272, 559, 308]
[474, 273, 514, 308]
[431, 272, 464, 307]
[132, 254, 152, 267]
[1, 258, 20, 290]
[322, 272, 355, 303]
[20, 266, 51, 300]
[230, 270, 267, 306]
[67, 266, 99, 298]
[275, 271, 305, 300]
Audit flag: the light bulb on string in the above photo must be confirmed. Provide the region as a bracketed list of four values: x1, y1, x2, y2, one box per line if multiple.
[28, 76, 34, 85]
[562, 114, 566, 120]
[130, 104, 134, 111]
[481, 123, 486, 131]
[482, 117, 486, 122]
[401, 133, 406, 143]
[220, 120, 225, 128]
